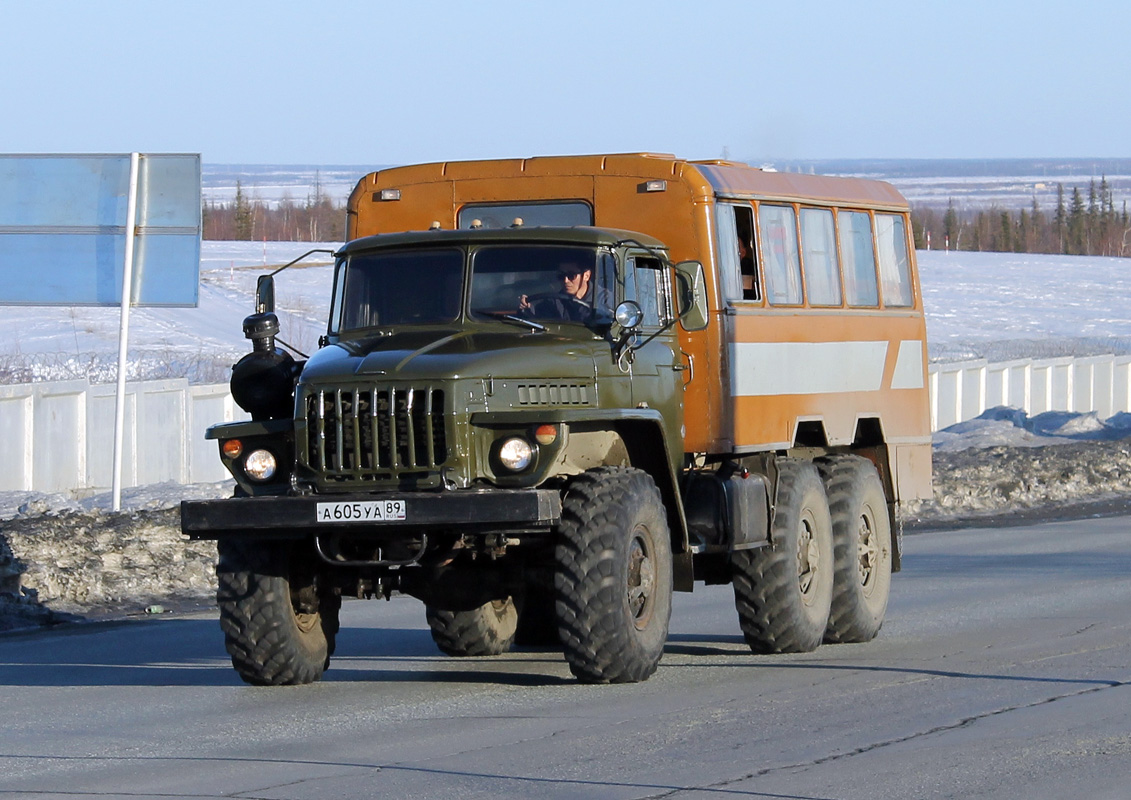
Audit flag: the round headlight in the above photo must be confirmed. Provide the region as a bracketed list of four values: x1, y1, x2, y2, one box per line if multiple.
[243, 449, 278, 482]
[497, 437, 534, 472]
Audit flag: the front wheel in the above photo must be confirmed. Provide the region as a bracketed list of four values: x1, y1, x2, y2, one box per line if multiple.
[731, 459, 834, 653]
[216, 540, 338, 686]
[554, 467, 673, 683]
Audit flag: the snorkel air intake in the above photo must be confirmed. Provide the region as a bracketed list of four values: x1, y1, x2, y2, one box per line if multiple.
[230, 311, 299, 420]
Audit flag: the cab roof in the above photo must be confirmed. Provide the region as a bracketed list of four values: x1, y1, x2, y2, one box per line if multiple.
[338, 225, 669, 256]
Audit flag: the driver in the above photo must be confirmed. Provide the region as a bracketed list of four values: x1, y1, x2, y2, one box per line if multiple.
[519, 260, 610, 322]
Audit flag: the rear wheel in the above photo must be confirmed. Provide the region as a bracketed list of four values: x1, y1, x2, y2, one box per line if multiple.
[554, 467, 673, 683]
[731, 459, 834, 653]
[216, 540, 338, 686]
[426, 597, 519, 657]
[817, 455, 892, 643]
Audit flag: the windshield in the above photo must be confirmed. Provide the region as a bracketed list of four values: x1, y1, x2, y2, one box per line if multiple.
[469, 245, 615, 324]
[330, 243, 620, 334]
[334, 248, 463, 332]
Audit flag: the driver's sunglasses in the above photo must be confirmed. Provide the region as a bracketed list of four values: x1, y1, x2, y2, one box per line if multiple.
[559, 270, 583, 280]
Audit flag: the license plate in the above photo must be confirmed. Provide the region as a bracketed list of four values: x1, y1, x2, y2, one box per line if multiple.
[315, 500, 407, 523]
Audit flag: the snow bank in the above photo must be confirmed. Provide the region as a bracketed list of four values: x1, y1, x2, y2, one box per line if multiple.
[0, 482, 233, 631]
[932, 407, 1131, 451]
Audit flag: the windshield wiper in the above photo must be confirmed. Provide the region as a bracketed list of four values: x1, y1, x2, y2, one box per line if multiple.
[483, 312, 546, 332]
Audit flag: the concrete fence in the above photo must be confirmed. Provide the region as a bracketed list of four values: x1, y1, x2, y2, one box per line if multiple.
[0, 379, 246, 494]
[929, 354, 1131, 431]
[3, 353, 1130, 495]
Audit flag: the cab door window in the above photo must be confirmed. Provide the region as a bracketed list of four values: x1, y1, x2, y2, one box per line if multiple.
[624, 255, 667, 326]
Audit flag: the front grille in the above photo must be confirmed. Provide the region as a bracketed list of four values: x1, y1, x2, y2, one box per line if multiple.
[303, 386, 448, 479]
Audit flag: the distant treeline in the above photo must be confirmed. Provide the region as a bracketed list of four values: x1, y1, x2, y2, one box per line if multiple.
[911, 178, 1131, 257]
[204, 177, 1131, 259]
[202, 179, 346, 242]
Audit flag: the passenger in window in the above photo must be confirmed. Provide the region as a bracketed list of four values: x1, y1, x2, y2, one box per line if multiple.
[519, 261, 611, 322]
[737, 237, 758, 299]
[735, 210, 758, 300]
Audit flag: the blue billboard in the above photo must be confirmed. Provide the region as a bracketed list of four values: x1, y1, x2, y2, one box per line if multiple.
[0, 154, 201, 306]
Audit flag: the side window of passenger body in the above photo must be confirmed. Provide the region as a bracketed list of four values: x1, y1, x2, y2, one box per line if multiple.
[760, 204, 802, 305]
[875, 213, 913, 307]
[800, 207, 841, 306]
[715, 203, 758, 302]
[838, 210, 879, 307]
[734, 205, 757, 300]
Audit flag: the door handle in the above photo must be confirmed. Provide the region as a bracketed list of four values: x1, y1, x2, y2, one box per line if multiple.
[673, 351, 694, 385]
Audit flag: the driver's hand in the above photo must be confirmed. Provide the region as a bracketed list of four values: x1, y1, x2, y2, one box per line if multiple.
[518, 294, 531, 311]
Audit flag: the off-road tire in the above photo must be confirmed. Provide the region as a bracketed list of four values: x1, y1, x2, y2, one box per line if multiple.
[817, 455, 892, 643]
[554, 467, 673, 683]
[731, 459, 834, 654]
[216, 540, 337, 686]
[426, 598, 519, 657]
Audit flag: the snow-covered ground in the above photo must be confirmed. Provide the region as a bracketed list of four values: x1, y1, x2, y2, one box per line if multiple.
[918, 250, 1131, 361]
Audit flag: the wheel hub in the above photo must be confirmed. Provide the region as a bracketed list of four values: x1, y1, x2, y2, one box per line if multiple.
[627, 531, 656, 628]
[797, 517, 820, 599]
[857, 516, 875, 587]
[292, 584, 321, 633]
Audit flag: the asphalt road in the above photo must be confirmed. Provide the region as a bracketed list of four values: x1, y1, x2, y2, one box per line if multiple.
[2, 515, 1130, 800]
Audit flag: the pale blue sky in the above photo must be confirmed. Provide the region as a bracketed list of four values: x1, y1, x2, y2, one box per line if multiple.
[2, 0, 1127, 165]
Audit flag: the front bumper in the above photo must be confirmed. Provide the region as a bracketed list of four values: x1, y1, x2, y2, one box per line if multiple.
[181, 488, 561, 539]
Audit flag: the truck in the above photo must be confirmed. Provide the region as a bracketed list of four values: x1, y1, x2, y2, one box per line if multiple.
[181, 153, 932, 685]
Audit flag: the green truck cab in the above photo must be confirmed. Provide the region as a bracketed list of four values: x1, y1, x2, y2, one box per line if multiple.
[182, 225, 710, 685]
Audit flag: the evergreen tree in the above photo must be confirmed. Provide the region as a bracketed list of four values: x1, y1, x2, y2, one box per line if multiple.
[234, 180, 253, 241]
[1068, 187, 1086, 255]
[999, 210, 1012, 252]
[1054, 184, 1067, 253]
[1029, 196, 1043, 252]
[908, 181, 1130, 258]
[943, 200, 959, 249]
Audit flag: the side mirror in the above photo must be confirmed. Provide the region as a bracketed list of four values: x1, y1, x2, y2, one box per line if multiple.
[674, 260, 708, 331]
[256, 275, 275, 314]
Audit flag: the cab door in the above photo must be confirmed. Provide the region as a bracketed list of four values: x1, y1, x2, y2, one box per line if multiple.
[623, 254, 684, 449]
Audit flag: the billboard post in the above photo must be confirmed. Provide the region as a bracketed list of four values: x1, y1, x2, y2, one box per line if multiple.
[111, 153, 141, 511]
